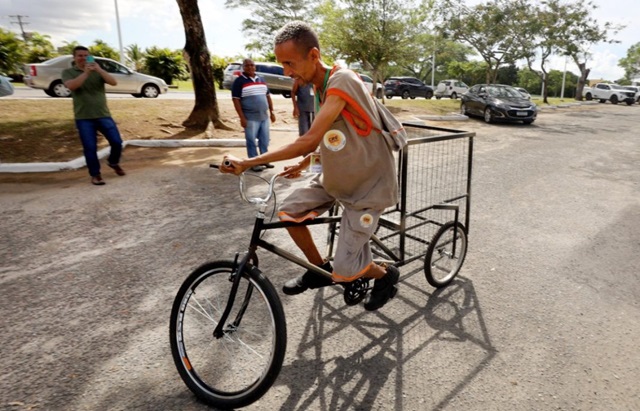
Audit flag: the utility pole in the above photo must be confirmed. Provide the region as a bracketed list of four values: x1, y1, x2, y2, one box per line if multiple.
[9, 15, 29, 41]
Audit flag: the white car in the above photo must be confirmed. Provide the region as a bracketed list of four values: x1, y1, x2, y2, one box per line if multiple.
[23, 55, 168, 98]
[623, 86, 640, 103]
[359, 74, 383, 99]
[435, 79, 469, 99]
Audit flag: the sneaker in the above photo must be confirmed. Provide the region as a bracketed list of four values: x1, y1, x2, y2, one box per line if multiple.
[262, 163, 275, 169]
[108, 163, 126, 176]
[282, 261, 334, 295]
[363, 265, 399, 311]
[251, 165, 265, 172]
[91, 175, 105, 185]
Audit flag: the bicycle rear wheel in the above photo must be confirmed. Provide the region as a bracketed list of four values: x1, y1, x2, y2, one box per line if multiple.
[170, 260, 286, 409]
[424, 222, 468, 288]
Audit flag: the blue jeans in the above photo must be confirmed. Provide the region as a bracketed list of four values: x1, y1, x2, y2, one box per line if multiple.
[244, 119, 270, 158]
[298, 111, 314, 135]
[75, 117, 123, 177]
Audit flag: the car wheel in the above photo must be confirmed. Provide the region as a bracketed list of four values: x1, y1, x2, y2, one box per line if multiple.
[585, 93, 592, 101]
[436, 96, 441, 100]
[131, 93, 143, 98]
[410, 96, 416, 99]
[142, 84, 160, 98]
[401, 90, 410, 99]
[425, 91, 433, 99]
[450, 92, 457, 100]
[44, 89, 56, 97]
[610, 95, 618, 105]
[484, 107, 493, 124]
[626, 100, 633, 106]
[376, 89, 383, 99]
[386, 95, 393, 99]
[460, 102, 468, 116]
[49, 80, 71, 97]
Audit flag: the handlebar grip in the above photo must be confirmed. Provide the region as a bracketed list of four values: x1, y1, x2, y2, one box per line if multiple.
[209, 160, 234, 169]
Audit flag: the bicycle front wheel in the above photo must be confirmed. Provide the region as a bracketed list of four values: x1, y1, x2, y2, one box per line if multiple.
[169, 260, 286, 409]
[424, 222, 468, 288]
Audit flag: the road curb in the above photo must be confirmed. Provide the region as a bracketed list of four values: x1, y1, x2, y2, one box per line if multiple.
[0, 139, 246, 173]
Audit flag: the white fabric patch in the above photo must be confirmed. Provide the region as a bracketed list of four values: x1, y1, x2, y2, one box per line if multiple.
[360, 213, 374, 228]
[323, 129, 346, 152]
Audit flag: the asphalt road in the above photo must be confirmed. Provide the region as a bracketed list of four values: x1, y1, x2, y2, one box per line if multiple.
[1, 103, 639, 410]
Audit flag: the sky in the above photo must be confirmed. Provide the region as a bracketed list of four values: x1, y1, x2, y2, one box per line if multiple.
[1, 0, 638, 81]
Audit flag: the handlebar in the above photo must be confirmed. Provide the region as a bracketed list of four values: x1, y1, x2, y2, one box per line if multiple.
[210, 163, 279, 206]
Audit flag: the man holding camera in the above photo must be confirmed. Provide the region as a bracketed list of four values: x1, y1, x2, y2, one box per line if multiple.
[62, 46, 126, 186]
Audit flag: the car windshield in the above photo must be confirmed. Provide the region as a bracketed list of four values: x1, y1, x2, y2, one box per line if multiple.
[486, 86, 522, 98]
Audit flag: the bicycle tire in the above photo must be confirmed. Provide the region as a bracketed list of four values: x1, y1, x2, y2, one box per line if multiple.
[170, 260, 286, 409]
[424, 222, 468, 288]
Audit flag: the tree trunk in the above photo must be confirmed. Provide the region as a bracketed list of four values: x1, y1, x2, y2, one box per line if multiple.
[176, 0, 232, 131]
[575, 61, 590, 101]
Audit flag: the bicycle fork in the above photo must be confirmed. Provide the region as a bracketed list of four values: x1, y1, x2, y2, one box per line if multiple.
[212, 214, 266, 339]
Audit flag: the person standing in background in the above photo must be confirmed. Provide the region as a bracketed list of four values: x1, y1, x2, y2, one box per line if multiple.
[62, 46, 126, 186]
[291, 79, 315, 135]
[231, 58, 276, 172]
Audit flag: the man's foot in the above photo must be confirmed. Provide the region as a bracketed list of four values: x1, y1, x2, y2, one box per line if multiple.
[251, 165, 265, 172]
[262, 163, 275, 169]
[363, 265, 399, 311]
[283, 261, 334, 295]
[91, 175, 105, 185]
[108, 163, 126, 176]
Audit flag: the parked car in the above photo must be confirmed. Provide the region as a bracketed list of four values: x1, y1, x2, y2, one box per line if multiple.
[623, 85, 640, 103]
[222, 61, 293, 97]
[460, 84, 537, 125]
[23, 55, 168, 98]
[515, 87, 532, 100]
[0, 75, 14, 97]
[359, 74, 383, 98]
[589, 83, 636, 105]
[384, 76, 433, 99]
[434, 79, 468, 99]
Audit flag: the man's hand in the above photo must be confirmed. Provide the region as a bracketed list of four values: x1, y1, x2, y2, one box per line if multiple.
[293, 105, 300, 118]
[240, 117, 247, 128]
[279, 156, 310, 179]
[220, 154, 247, 175]
[270, 111, 276, 123]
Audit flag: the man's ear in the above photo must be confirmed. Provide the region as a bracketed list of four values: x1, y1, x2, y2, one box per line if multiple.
[309, 47, 321, 63]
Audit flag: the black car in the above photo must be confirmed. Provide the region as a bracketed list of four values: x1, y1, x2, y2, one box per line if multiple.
[384, 76, 433, 99]
[460, 84, 537, 124]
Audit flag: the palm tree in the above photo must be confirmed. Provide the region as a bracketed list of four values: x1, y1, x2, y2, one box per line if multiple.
[126, 44, 145, 72]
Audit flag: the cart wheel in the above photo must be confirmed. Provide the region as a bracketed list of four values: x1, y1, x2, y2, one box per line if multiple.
[343, 277, 370, 306]
[424, 222, 467, 288]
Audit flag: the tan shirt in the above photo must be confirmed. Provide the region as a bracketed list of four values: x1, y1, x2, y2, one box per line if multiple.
[318, 68, 399, 210]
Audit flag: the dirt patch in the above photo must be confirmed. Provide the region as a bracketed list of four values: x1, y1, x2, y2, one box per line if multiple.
[0, 96, 428, 171]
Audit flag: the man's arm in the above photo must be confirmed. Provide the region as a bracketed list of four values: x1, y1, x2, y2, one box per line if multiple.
[232, 98, 247, 128]
[267, 94, 276, 123]
[223, 93, 347, 174]
[291, 82, 300, 117]
[64, 63, 117, 90]
[95, 64, 117, 86]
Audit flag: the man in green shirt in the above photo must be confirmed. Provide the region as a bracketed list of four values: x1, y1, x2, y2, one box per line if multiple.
[62, 46, 126, 185]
